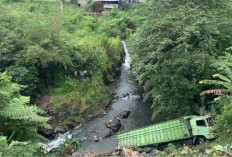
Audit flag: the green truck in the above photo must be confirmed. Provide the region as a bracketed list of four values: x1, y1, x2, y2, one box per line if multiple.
[117, 115, 217, 148]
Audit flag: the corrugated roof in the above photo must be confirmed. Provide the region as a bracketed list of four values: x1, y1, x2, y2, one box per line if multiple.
[93, 0, 119, 1]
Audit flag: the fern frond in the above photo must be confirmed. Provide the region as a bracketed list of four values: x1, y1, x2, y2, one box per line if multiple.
[10, 96, 30, 106]
[0, 96, 50, 128]
[0, 105, 49, 125]
[0, 90, 10, 108]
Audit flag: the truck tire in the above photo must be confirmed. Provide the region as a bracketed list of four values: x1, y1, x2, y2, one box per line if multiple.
[193, 136, 205, 145]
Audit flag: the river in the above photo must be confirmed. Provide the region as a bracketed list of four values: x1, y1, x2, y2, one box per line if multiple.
[47, 41, 153, 153]
[67, 41, 153, 153]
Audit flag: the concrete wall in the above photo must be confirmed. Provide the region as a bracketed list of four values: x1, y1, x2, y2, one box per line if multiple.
[78, 0, 89, 7]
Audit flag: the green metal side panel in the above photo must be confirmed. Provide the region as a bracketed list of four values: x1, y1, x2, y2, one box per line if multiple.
[117, 118, 191, 148]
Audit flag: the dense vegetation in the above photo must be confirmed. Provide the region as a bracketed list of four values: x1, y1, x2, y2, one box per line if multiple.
[1, 0, 232, 155]
[127, 0, 232, 120]
[127, 0, 232, 147]
[0, 1, 129, 155]
[0, 2, 123, 97]
[0, 0, 144, 155]
[0, 72, 50, 155]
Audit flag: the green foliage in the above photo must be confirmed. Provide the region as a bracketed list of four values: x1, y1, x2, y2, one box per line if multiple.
[0, 136, 50, 157]
[127, 0, 232, 120]
[216, 101, 232, 141]
[46, 76, 105, 108]
[200, 61, 232, 92]
[200, 53, 232, 140]
[148, 52, 214, 119]
[0, 2, 125, 97]
[0, 72, 49, 141]
[59, 135, 82, 156]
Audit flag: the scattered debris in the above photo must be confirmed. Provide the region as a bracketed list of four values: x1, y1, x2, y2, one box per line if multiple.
[92, 135, 103, 142]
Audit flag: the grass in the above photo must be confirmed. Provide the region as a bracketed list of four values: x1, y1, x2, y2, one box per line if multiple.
[40, 75, 108, 127]
[45, 76, 106, 108]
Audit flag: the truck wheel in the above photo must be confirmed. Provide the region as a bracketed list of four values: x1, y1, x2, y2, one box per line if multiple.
[195, 137, 205, 145]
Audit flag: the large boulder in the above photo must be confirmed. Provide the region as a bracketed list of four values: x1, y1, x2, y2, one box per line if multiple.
[106, 117, 122, 132]
[99, 127, 113, 138]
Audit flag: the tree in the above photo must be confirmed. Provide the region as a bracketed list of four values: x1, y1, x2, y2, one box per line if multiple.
[127, 0, 232, 120]
[147, 52, 214, 120]
[0, 72, 49, 141]
[200, 53, 232, 140]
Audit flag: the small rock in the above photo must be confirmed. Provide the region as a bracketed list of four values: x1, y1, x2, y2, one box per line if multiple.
[54, 126, 66, 134]
[122, 93, 130, 98]
[80, 137, 87, 142]
[92, 135, 102, 142]
[93, 135, 98, 141]
[98, 137, 103, 141]
[111, 99, 117, 103]
[118, 110, 131, 119]
[74, 124, 82, 129]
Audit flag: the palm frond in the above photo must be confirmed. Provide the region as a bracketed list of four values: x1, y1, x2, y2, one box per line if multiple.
[213, 74, 232, 83]
[215, 62, 232, 80]
[200, 80, 232, 90]
[200, 89, 232, 96]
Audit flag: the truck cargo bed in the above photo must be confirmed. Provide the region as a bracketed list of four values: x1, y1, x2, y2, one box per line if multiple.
[117, 118, 191, 148]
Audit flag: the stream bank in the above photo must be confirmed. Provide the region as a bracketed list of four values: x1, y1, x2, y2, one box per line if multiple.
[36, 46, 125, 138]
[69, 41, 153, 153]
[41, 41, 153, 153]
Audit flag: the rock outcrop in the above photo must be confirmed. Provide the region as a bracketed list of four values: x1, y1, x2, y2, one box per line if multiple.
[36, 91, 114, 137]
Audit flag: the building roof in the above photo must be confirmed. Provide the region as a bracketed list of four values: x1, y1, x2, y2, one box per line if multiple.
[93, 0, 119, 1]
[103, 3, 118, 8]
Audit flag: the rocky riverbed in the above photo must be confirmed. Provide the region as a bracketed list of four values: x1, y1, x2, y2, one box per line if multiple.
[40, 41, 153, 154]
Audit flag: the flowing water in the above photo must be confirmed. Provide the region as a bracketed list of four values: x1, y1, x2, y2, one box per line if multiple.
[47, 41, 153, 153]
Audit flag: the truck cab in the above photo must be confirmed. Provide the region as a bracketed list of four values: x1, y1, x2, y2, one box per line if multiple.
[186, 115, 217, 144]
